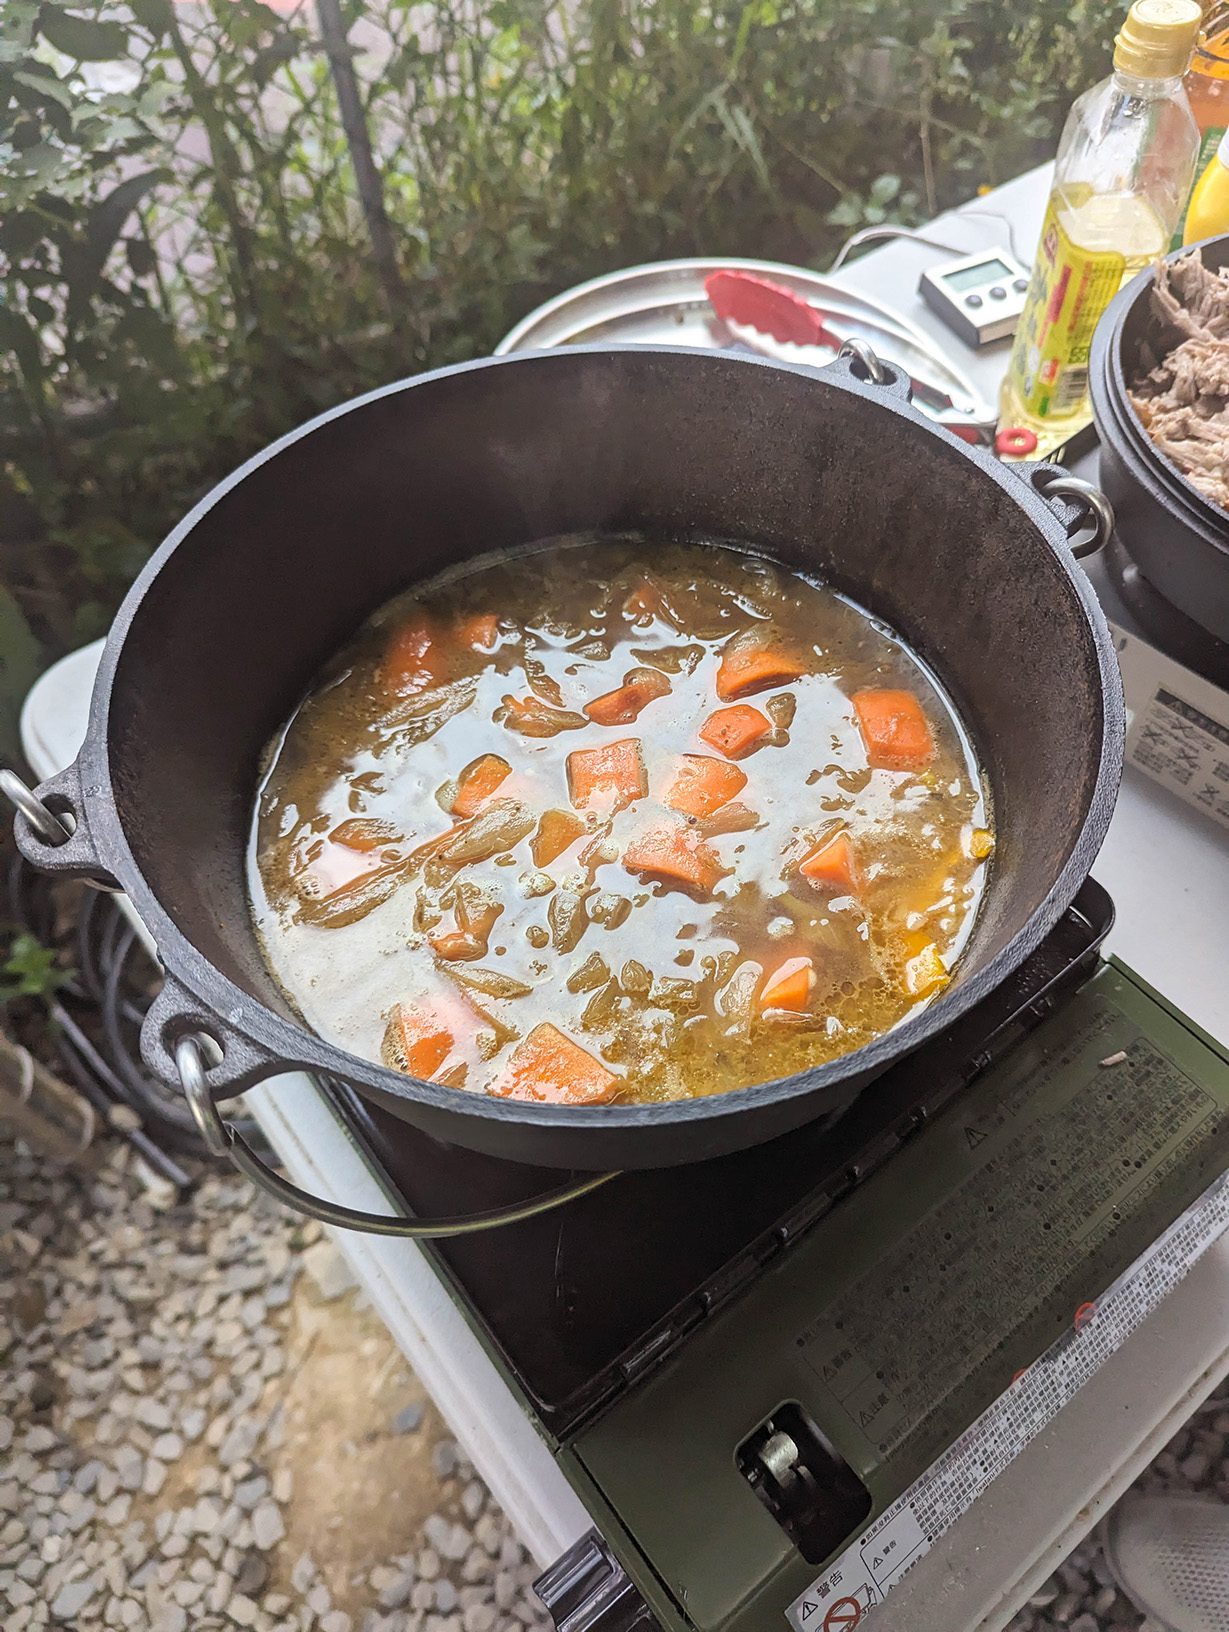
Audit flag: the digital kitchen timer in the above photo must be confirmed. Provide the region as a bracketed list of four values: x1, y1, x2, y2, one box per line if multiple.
[918, 245, 1031, 347]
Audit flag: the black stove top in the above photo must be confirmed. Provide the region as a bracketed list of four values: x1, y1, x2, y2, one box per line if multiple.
[327, 882, 1113, 1439]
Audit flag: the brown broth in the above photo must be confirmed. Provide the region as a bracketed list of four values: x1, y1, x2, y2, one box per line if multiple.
[248, 539, 992, 1105]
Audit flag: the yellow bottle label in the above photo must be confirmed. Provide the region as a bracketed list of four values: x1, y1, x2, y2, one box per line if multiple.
[1007, 198, 1126, 421]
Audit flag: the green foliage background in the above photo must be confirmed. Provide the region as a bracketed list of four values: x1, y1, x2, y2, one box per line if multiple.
[1, 0, 1111, 749]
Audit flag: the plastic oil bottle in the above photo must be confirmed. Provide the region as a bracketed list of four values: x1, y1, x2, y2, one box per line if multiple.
[1175, 1, 1229, 242]
[998, 0, 1203, 457]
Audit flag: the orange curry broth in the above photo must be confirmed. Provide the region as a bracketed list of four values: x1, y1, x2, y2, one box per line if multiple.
[248, 540, 993, 1106]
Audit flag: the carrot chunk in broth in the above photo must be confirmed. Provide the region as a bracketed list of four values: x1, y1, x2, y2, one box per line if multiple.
[450, 754, 511, 818]
[458, 613, 499, 651]
[567, 738, 647, 812]
[759, 956, 817, 1013]
[391, 1000, 470, 1082]
[852, 688, 934, 771]
[623, 821, 725, 896]
[699, 704, 772, 759]
[380, 616, 447, 695]
[799, 831, 861, 895]
[584, 667, 671, 726]
[662, 755, 747, 820]
[715, 629, 806, 700]
[488, 1023, 620, 1105]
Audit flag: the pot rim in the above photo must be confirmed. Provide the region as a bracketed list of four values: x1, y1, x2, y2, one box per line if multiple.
[78, 344, 1125, 1149]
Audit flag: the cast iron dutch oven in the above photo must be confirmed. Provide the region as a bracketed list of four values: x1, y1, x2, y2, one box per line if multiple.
[1090, 232, 1229, 644]
[12, 346, 1124, 1171]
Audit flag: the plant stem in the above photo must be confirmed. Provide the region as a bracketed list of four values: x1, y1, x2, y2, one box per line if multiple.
[163, 5, 259, 327]
[315, 0, 406, 326]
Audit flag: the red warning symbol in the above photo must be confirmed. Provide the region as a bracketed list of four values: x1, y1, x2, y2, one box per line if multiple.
[823, 1597, 863, 1631]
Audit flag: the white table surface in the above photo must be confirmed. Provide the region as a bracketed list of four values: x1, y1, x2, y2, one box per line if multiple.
[21, 161, 1229, 1627]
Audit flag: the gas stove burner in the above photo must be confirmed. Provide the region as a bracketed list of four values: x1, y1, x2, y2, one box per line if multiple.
[1101, 533, 1229, 691]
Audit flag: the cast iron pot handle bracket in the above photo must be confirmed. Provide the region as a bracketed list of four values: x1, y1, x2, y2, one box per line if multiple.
[1028, 466, 1115, 560]
[2, 763, 121, 892]
[168, 1026, 617, 1239]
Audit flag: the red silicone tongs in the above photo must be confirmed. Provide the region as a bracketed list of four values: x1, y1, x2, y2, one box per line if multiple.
[703, 269, 844, 350]
[703, 269, 992, 444]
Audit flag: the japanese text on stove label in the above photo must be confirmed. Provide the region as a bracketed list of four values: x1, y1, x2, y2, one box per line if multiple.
[1130, 686, 1229, 826]
[786, 1508, 925, 1629]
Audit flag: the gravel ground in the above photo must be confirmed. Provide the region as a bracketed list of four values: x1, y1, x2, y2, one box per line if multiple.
[2, 1130, 1226, 1632]
[1006, 1378, 1229, 1632]
[0, 1136, 549, 1632]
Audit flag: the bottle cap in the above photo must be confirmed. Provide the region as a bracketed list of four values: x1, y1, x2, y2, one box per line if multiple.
[1114, 0, 1202, 76]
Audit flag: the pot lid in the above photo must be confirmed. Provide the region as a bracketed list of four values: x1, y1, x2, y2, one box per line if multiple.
[496, 256, 996, 438]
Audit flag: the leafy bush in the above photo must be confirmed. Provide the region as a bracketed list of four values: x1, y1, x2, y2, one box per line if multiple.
[1, 0, 1111, 748]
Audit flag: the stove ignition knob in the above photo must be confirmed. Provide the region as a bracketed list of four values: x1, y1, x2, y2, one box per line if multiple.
[758, 1430, 802, 1485]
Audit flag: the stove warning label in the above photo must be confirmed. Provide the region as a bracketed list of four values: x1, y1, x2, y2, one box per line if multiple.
[1129, 685, 1229, 828]
[785, 1507, 924, 1630]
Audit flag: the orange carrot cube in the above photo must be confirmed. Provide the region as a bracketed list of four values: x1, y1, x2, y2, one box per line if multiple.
[699, 703, 772, 759]
[567, 738, 647, 812]
[799, 831, 861, 895]
[662, 755, 748, 820]
[715, 629, 805, 701]
[758, 956, 817, 1013]
[380, 616, 447, 695]
[393, 1001, 464, 1081]
[852, 688, 934, 771]
[623, 821, 725, 896]
[450, 754, 512, 818]
[458, 613, 499, 651]
[488, 1023, 620, 1105]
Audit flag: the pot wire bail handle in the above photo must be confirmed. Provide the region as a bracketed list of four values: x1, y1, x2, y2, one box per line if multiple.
[174, 1033, 619, 1238]
[0, 768, 74, 846]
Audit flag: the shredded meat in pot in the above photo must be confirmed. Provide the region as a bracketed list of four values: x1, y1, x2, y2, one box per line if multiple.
[1129, 250, 1229, 515]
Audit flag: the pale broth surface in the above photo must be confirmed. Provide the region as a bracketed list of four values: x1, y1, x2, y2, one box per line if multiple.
[249, 540, 992, 1106]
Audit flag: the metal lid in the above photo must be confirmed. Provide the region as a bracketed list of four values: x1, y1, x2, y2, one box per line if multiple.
[496, 257, 995, 438]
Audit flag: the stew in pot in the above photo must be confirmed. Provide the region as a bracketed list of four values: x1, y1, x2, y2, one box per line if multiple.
[249, 540, 993, 1106]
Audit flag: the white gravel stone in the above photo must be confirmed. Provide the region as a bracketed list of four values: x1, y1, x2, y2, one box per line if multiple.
[51, 1577, 99, 1620]
[251, 1499, 285, 1550]
[229, 1592, 260, 1626]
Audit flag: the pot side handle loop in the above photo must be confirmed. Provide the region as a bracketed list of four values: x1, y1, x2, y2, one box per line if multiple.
[2, 762, 120, 892]
[824, 338, 914, 403]
[1028, 464, 1115, 560]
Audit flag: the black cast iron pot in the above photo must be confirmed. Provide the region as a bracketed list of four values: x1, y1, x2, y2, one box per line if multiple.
[1089, 233, 1229, 645]
[12, 346, 1124, 1171]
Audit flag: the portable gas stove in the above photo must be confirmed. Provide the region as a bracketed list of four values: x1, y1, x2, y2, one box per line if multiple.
[301, 880, 1228, 1632]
